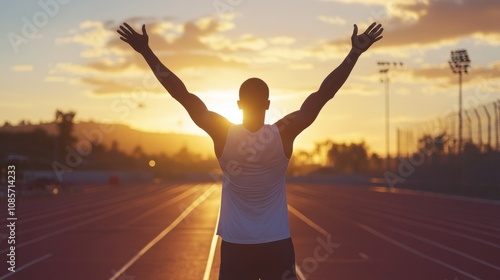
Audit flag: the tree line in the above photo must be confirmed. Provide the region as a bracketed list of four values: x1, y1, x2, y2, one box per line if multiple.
[1, 110, 384, 177]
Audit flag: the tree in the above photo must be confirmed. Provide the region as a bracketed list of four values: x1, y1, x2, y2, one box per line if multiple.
[55, 110, 77, 160]
[132, 145, 146, 159]
[327, 141, 369, 173]
[174, 146, 200, 164]
[110, 140, 119, 153]
[418, 133, 447, 155]
[313, 140, 333, 165]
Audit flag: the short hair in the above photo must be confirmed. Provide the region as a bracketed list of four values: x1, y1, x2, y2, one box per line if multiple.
[239, 77, 269, 101]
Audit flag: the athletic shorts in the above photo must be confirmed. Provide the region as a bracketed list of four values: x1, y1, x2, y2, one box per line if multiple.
[218, 237, 298, 280]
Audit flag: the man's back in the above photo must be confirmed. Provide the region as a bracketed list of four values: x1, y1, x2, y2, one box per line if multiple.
[217, 124, 291, 244]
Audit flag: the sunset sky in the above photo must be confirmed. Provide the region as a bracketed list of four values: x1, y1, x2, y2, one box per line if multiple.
[1, 0, 499, 155]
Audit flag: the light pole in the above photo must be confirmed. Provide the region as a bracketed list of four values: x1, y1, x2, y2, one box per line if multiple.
[377, 61, 403, 170]
[448, 49, 470, 155]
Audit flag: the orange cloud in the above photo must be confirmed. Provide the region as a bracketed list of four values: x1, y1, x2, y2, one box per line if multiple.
[35, 0, 499, 101]
[407, 62, 500, 87]
[53, 16, 345, 95]
[382, 0, 500, 47]
[323, 0, 500, 50]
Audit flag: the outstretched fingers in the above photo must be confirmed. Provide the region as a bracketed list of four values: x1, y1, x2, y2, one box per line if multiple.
[119, 25, 132, 36]
[117, 29, 128, 38]
[117, 22, 142, 42]
[372, 27, 383, 38]
[119, 37, 129, 44]
[372, 35, 383, 43]
[116, 22, 149, 53]
[364, 22, 377, 35]
[372, 24, 384, 41]
[351, 21, 384, 51]
[371, 24, 383, 35]
[123, 22, 138, 35]
[365, 22, 383, 43]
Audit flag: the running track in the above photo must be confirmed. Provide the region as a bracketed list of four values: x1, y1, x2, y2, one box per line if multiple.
[1, 182, 499, 280]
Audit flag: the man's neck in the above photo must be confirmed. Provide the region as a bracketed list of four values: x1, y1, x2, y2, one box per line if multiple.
[242, 112, 265, 132]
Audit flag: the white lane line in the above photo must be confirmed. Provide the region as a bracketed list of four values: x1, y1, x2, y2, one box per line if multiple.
[203, 200, 305, 279]
[0, 185, 192, 254]
[358, 252, 369, 260]
[120, 186, 201, 229]
[369, 185, 500, 205]
[0, 207, 125, 254]
[356, 223, 481, 280]
[287, 204, 329, 237]
[202, 201, 220, 280]
[357, 200, 500, 239]
[0, 254, 52, 280]
[109, 184, 217, 280]
[288, 204, 331, 280]
[347, 206, 500, 249]
[296, 265, 307, 280]
[1, 184, 172, 228]
[15, 184, 187, 235]
[390, 227, 500, 272]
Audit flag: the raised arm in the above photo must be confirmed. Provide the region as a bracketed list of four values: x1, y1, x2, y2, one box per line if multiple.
[276, 22, 383, 142]
[117, 23, 231, 143]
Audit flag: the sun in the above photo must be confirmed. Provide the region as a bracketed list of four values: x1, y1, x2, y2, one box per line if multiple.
[203, 91, 243, 124]
[213, 102, 242, 124]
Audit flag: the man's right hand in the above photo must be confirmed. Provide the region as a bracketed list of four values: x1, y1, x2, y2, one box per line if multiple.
[117, 22, 149, 53]
[351, 22, 383, 53]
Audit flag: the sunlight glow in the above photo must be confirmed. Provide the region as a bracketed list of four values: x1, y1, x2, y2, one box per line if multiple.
[203, 90, 243, 124]
[215, 105, 242, 124]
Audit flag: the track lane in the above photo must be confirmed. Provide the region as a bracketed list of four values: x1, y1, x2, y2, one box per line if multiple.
[2, 182, 500, 279]
[286, 183, 500, 279]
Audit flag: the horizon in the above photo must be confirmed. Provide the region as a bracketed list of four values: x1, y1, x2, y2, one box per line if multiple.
[0, 117, 374, 161]
[1, 0, 499, 156]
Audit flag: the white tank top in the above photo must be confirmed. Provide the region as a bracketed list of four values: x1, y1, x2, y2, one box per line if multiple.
[217, 124, 291, 244]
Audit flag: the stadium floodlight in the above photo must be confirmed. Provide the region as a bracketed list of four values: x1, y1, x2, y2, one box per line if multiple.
[377, 61, 404, 171]
[448, 49, 471, 154]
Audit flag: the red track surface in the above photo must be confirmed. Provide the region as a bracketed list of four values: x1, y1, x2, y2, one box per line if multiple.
[1, 182, 499, 279]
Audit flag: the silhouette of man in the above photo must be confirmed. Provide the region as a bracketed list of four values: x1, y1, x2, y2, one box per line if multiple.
[118, 21, 383, 280]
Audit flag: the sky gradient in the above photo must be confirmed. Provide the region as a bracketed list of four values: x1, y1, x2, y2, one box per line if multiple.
[1, 0, 499, 155]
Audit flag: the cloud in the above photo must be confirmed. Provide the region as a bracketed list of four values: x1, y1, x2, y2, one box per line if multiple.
[407, 62, 500, 86]
[106, 18, 226, 54]
[318, 16, 347, 26]
[51, 17, 254, 94]
[199, 33, 268, 51]
[270, 36, 296, 45]
[12, 65, 33, 72]
[79, 77, 132, 94]
[48, 3, 500, 98]
[322, 0, 500, 50]
[382, 0, 500, 47]
[289, 63, 314, 70]
[342, 83, 380, 96]
[87, 17, 249, 72]
[55, 21, 118, 58]
[45, 76, 66, 82]
[320, 0, 387, 4]
[52, 15, 354, 95]
[78, 77, 164, 95]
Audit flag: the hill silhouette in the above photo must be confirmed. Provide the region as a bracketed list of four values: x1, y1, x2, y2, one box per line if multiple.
[0, 121, 213, 157]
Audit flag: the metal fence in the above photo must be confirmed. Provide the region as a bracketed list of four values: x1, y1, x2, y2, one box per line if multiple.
[397, 100, 500, 157]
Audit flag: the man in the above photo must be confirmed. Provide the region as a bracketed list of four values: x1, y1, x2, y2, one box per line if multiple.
[117, 21, 383, 279]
